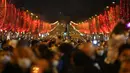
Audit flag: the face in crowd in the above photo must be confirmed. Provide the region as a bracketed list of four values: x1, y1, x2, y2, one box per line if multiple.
[14, 40, 35, 69]
[118, 44, 130, 62]
[118, 44, 130, 73]
[119, 61, 130, 73]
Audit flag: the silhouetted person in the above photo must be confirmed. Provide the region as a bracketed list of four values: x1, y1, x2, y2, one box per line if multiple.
[58, 43, 74, 73]
[73, 42, 103, 73]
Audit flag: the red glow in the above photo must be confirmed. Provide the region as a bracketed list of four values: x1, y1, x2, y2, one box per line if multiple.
[71, 5, 121, 34]
[0, 0, 57, 34]
[0, 0, 129, 34]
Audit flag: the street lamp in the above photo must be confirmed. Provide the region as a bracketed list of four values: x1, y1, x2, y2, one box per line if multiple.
[112, 2, 115, 4]
[31, 13, 34, 16]
[106, 6, 109, 9]
[26, 10, 29, 12]
[36, 16, 38, 18]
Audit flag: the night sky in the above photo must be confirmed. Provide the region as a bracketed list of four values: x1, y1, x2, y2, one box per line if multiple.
[13, 0, 119, 22]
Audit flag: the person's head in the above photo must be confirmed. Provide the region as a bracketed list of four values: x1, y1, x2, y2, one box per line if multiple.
[16, 40, 32, 58]
[48, 40, 56, 48]
[112, 20, 128, 35]
[118, 43, 130, 62]
[107, 25, 129, 63]
[15, 40, 35, 68]
[8, 40, 18, 49]
[1, 40, 8, 49]
[58, 43, 74, 55]
[3, 45, 13, 52]
[96, 46, 105, 56]
[36, 44, 54, 61]
[0, 44, 14, 63]
[109, 20, 129, 50]
[80, 42, 96, 57]
[119, 61, 130, 73]
[0, 49, 11, 64]
[31, 40, 39, 47]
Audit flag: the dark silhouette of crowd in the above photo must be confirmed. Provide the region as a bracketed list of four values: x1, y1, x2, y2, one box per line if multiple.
[0, 20, 130, 73]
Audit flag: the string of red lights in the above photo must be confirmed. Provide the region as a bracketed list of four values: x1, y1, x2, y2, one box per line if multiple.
[71, 5, 120, 34]
[0, 0, 57, 34]
[120, 0, 130, 21]
[0, 0, 129, 34]
[71, 0, 130, 34]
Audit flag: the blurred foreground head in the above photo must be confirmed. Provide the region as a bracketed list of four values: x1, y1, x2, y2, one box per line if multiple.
[110, 20, 128, 47]
[106, 20, 129, 64]
[119, 43, 130, 62]
[80, 42, 96, 57]
[31, 40, 39, 47]
[15, 40, 34, 59]
[0, 49, 12, 64]
[112, 20, 128, 35]
[12, 40, 35, 69]
[111, 20, 128, 44]
[119, 61, 130, 73]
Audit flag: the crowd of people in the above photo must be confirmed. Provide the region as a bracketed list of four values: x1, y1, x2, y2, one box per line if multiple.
[0, 20, 130, 73]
